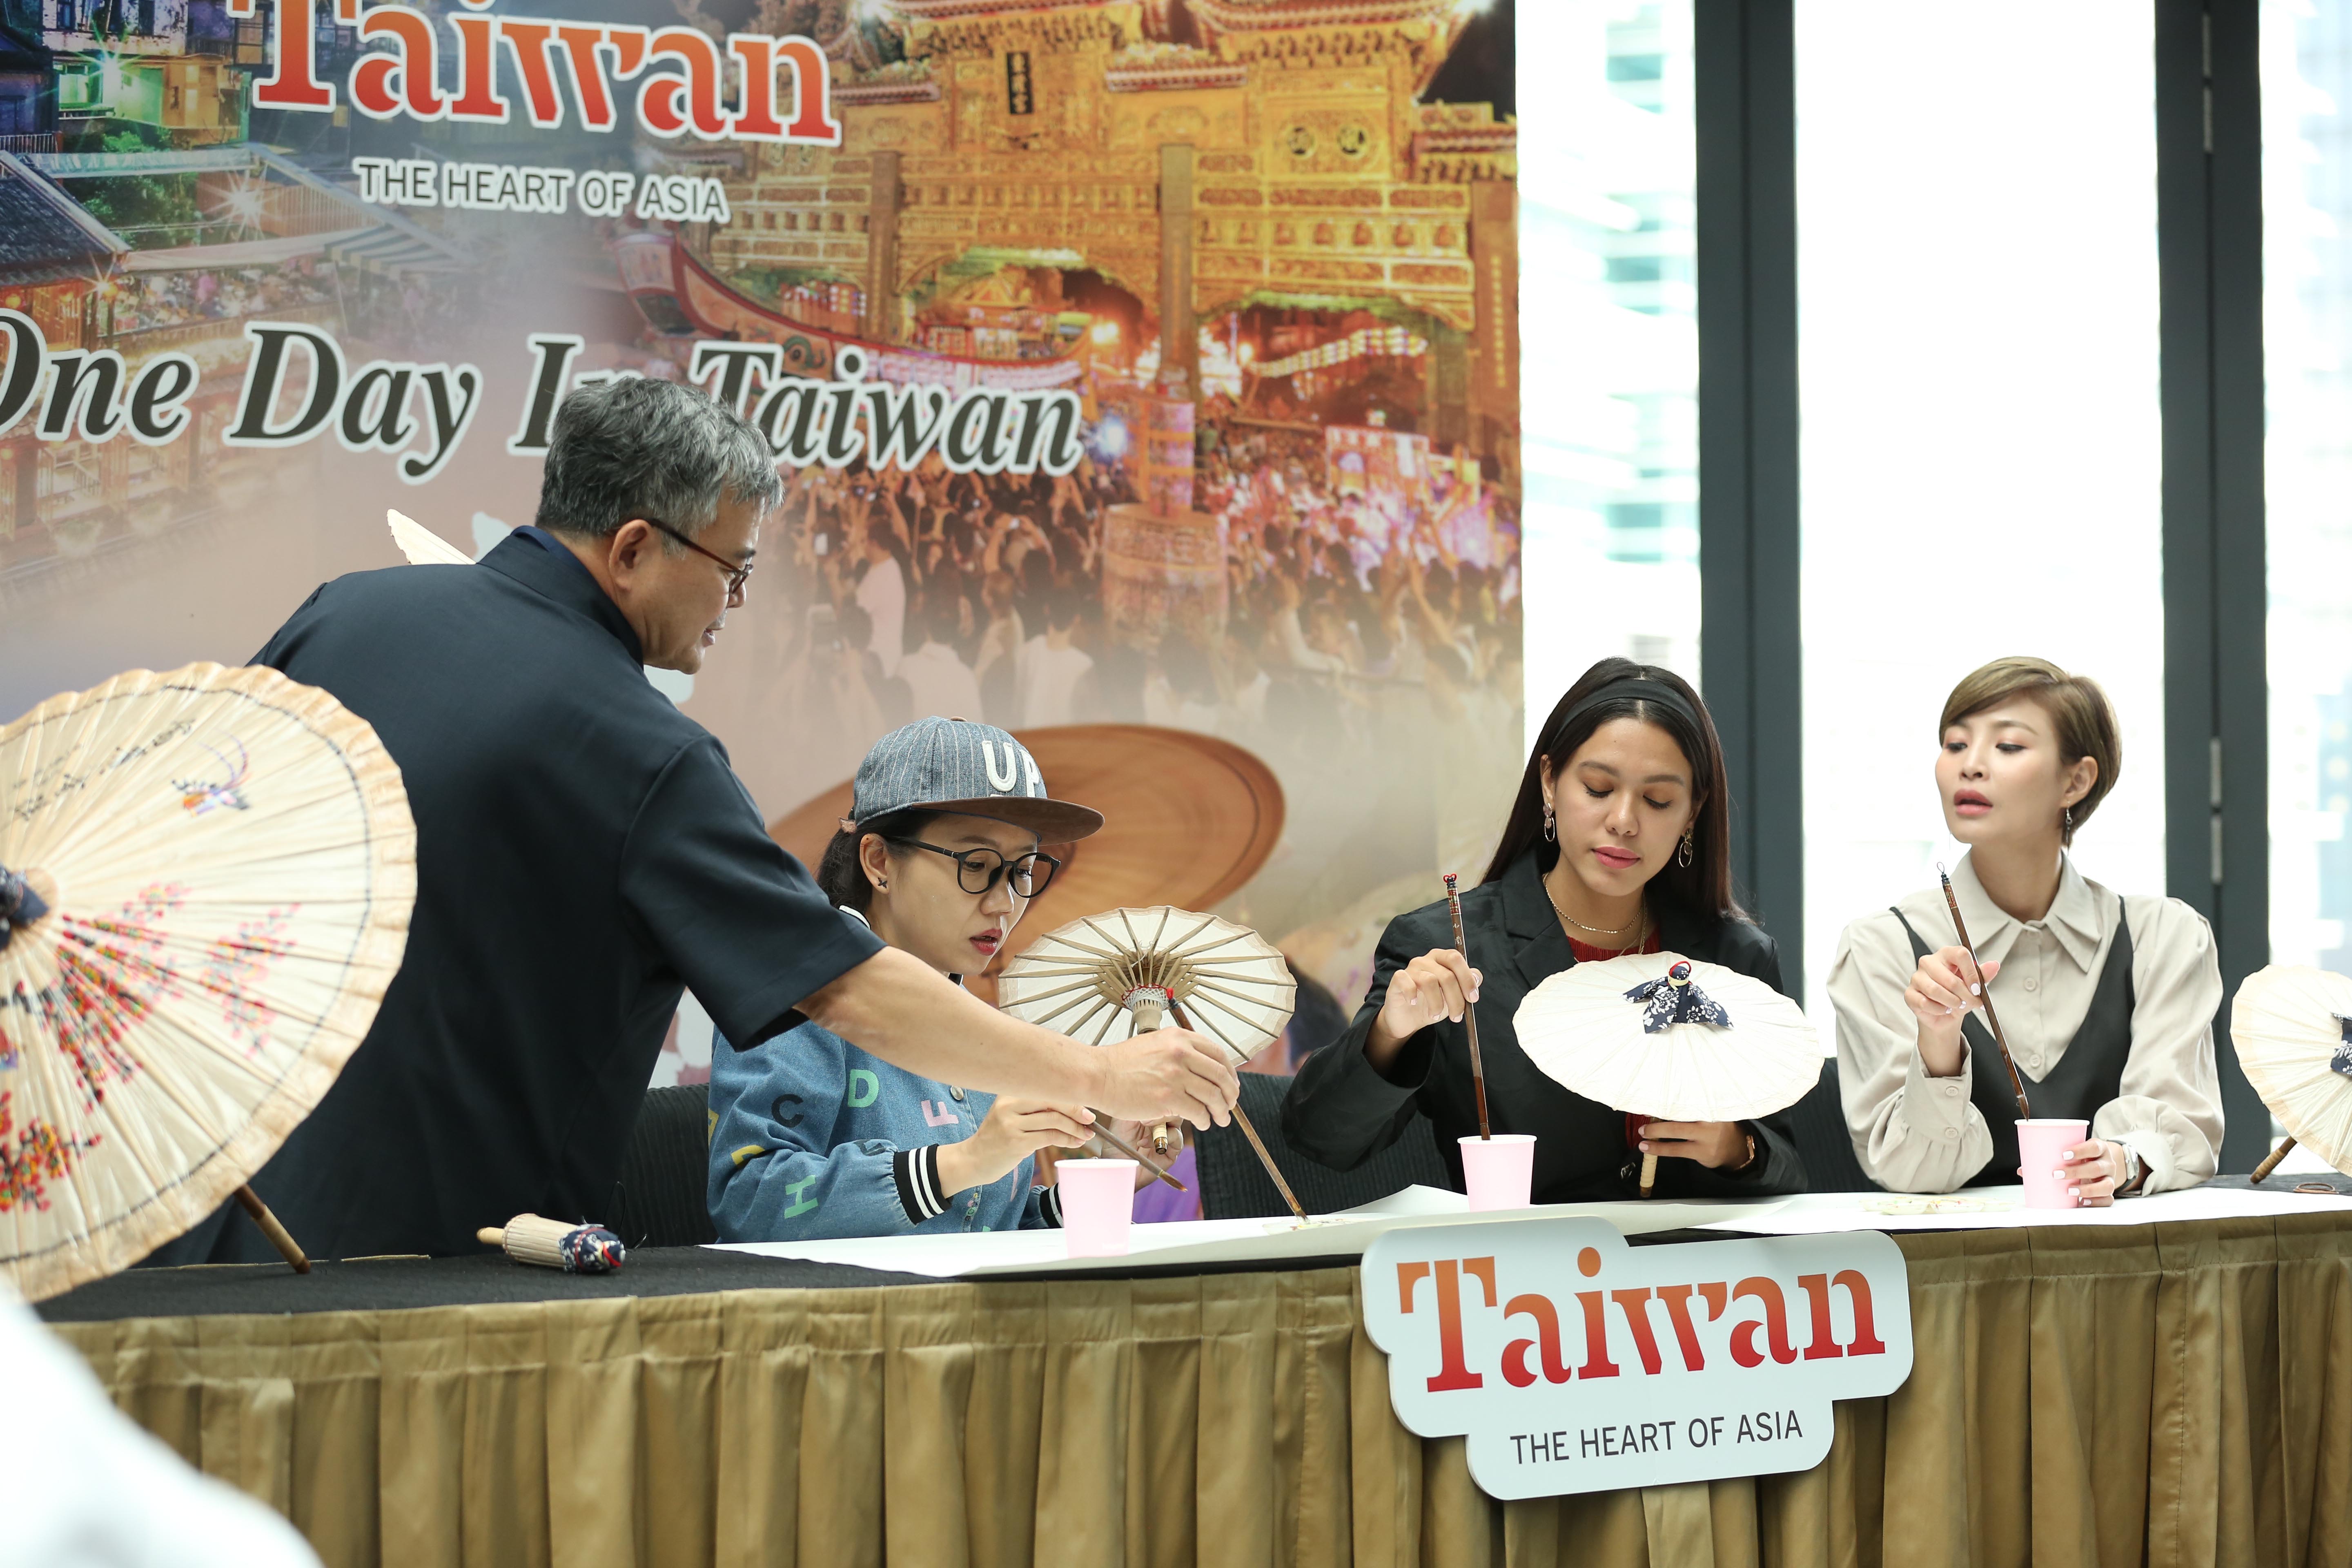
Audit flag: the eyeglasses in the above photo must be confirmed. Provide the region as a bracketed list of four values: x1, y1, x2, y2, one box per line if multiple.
[889, 839, 1062, 899]
[641, 516, 755, 600]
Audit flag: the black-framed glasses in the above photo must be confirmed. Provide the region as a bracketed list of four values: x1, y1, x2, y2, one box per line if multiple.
[641, 515, 755, 600]
[890, 839, 1062, 899]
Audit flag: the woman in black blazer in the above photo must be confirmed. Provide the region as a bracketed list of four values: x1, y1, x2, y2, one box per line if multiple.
[1282, 658, 1808, 1203]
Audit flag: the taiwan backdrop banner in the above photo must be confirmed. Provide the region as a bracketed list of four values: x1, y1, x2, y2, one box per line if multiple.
[0, 0, 1521, 1087]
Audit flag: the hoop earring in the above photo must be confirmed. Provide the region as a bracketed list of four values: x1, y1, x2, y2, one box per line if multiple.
[1677, 826, 1695, 869]
[1542, 804, 1557, 843]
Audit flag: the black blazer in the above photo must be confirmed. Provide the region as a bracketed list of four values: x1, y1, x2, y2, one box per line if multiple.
[1281, 849, 1809, 1203]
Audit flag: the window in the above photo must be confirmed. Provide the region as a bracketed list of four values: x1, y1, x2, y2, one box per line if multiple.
[1795, 4, 2166, 1024]
[2266, 2, 2352, 976]
[1517, 0, 1699, 744]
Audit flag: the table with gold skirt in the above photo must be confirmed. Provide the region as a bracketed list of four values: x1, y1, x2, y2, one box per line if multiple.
[37, 1210, 2352, 1568]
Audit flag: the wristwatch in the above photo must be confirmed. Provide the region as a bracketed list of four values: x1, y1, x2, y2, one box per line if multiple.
[2117, 1143, 2146, 1196]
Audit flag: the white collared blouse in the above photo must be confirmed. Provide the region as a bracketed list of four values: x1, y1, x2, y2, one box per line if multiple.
[1829, 852, 2224, 1194]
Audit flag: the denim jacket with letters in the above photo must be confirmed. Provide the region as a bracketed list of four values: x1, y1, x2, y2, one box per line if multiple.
[706, 1017, 1057, 1241]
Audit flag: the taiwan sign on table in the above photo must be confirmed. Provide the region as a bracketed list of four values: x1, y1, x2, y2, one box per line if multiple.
[1361, 1219, 1913, 1499]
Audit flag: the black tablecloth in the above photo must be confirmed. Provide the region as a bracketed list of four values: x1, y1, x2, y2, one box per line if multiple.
[43, 1175, 2345, 1324]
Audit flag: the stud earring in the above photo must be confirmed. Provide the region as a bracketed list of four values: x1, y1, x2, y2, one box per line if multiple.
[1677, 826, 1695, 868]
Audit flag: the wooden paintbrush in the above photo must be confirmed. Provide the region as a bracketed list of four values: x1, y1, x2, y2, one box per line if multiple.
[1168, 998, 1308, 1222]
[1937, 862, 2031, 1119]
[1084, 1119, 1189, 1193]
[1444, 873, 1492, 1138]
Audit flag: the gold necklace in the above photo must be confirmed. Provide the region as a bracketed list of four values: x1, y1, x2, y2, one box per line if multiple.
[1544, 873, 1646, 947]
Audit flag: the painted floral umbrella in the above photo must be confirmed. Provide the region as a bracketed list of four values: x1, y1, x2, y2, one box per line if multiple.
[0, 663, 414, 1299]
[2233, 964, 2352, 1181]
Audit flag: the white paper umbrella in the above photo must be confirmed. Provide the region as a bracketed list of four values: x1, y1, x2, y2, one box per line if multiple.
[998, 905, 1303, 1216]
[0, 663, 415, 1299]
[1515, 952, 1820, 1193]
[388, 508, 471, 566]
[997, 905, 1297, 1063]
[2232, 964, 2352, 1179]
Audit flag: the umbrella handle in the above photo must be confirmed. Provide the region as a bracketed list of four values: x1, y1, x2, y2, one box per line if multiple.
[2252, 1136, 2298, 1184]
[1637, 1152, 1658, 1200]
[1129, 996, 1178, 1155]
[234, 1185, 311, 1274]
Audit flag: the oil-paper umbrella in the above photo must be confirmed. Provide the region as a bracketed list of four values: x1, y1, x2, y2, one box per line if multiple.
[2232, 964, 2352, 1181]
[0, 663, 415, 1300]
[1515, 952, 1820, 1196]
[388, 508, 471, 566]
[997, 906, 1305, 1217]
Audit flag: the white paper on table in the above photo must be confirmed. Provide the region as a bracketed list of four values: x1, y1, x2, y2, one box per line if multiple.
[708, 1186, 1789, 1280]
[1697, 1184, 2352, 1236]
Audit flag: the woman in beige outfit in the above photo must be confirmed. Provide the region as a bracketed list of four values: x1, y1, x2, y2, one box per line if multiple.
[1831, 657, 2223, 1202]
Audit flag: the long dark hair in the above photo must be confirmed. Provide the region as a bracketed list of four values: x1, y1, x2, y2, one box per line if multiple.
[814, 810, 938, 914]
[1480, 658, 1745, 922]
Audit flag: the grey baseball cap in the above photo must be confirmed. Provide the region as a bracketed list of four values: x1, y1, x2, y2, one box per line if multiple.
[844, 716, 1104, 843]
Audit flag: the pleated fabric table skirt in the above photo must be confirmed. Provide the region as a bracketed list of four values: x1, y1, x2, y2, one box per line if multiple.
[50, 1214, 2352, 1568]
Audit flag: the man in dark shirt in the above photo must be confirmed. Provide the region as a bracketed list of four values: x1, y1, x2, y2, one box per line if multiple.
[155, 379, 1236, 1262]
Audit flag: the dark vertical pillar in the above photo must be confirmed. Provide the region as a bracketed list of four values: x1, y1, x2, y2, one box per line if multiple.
[1695, 0, 1803, 982]
[2158, 0, 2270, 1169]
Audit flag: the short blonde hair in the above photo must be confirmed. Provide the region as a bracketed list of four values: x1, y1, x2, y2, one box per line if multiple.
[1939, 657, 2120, 846]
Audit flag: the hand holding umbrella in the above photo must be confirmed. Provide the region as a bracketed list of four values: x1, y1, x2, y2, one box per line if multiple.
[1516, 953, 1818, 1198]
[999, 906, 1304, 1220]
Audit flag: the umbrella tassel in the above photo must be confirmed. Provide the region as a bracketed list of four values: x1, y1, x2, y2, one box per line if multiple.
[2252, 1136, 2298, 1183]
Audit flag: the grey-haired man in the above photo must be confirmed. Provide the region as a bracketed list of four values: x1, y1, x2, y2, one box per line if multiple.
[151, 378, 1236, 1264]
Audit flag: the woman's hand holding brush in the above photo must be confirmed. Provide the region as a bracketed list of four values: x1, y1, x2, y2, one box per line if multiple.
[1904, 945, 2003, 1078]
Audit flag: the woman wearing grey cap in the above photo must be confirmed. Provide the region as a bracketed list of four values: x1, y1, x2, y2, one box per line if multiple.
[708, 718, 1151, 1238]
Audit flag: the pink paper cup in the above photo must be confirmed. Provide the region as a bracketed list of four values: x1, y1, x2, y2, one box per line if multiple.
[2017, 1118, 2091, 1209]
[1459, 1134, 1536, 1211]
[1058, 1159, 1138, 1256]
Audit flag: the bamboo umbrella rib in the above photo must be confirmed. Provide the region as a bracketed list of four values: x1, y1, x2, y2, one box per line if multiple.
[1002, 975, 1114, 1008]
[1181, 1005, 1245, 1057]
[1164, 911, 1221, 953]
[1180, 984, 1268, 1033]
[1085, 1000, 1126, 1047]
[1042, 933, 1123, 962]
[1170, 928, 1259, 959]
[1189, 976, 1291, 1010]
[1031, 989, 1114, 1029]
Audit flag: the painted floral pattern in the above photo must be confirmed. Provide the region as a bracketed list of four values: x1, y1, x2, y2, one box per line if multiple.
[0, 1089, 93, 1213]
